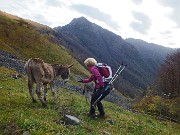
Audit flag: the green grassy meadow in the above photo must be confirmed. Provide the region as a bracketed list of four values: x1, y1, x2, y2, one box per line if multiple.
[0, 67, 180, 135]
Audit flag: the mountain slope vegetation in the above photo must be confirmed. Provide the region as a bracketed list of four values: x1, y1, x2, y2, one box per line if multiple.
[133, 50, 180, 123]
[0, 67, 180, 134]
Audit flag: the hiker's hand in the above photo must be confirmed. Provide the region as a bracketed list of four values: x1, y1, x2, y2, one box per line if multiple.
[78, 79, 83, 83]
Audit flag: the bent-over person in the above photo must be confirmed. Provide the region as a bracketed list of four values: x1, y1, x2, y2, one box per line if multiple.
[78, 58, 111, 118]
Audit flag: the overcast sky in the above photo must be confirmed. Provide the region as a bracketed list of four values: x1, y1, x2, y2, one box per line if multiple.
[0, 0, 180, 48]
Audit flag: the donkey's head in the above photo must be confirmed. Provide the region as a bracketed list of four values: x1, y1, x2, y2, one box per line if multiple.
[53, 64, 73, 83]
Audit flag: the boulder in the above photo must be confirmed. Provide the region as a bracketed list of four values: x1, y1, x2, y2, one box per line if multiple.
[64, 115, 80, 125]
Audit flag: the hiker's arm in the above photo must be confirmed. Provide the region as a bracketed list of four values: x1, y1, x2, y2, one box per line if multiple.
[83, 75, 94, 83]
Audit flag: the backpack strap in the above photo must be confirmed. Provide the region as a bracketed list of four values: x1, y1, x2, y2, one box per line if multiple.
[96, 63, 105, 77]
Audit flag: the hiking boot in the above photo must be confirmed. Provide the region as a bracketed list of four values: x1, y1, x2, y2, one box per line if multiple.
[96, 114, 108, 119]
[87, 113, 95, 118]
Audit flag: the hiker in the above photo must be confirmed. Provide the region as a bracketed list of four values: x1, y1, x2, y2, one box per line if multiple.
[78, 58, 111, 118]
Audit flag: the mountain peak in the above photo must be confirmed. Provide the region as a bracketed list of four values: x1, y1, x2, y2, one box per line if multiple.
[76, 16, 89, 21]
[69, 16, 91, 26]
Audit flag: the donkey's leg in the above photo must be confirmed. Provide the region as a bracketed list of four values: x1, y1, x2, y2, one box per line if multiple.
[50, 83, 57, 102]
[28, 79, 36, 103]
[36, 81, 47, 108]
[88, 92, 91, 103]
[44, 84, 48, 102]
[85, 93, 88, 103]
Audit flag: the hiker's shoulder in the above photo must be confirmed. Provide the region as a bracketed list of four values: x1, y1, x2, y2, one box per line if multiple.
[90, 66, 99, 73]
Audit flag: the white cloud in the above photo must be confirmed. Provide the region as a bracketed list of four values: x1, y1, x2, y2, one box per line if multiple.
[130, 11, 151, 34]
[70, 4, 120, 30]
[0, 0, 179, 48]
[157, 0, 180, 28]
[131, 0, 143, 5]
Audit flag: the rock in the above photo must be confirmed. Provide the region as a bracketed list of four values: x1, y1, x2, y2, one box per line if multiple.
[8, 87, 13, 90]
[107, 120, 115, 125]
[12, 74, 22, 79]
[102, 131, 111, 135]
[12, 74, 18, 79]
[23, 131, 30, 135]
[64, 115, 80, 125]
[0, 50, 25, 74]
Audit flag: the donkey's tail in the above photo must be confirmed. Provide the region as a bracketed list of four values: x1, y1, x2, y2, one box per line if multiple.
[24, 59, 31, 74]
[24, 59, 35, 81]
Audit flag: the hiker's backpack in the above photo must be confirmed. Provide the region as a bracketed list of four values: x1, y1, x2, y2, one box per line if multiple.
[96, 63, 113, 82]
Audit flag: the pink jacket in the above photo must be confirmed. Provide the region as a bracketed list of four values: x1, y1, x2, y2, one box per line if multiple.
[83, 65, 104, 88]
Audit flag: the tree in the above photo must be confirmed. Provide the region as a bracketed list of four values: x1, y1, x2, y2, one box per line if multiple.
[156, 50, 180, 98]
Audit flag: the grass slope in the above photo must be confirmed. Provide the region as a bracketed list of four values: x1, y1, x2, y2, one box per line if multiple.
[0, 67, 180, 135]
[0, 11, 51, 31]
[0, 11, 88, 76]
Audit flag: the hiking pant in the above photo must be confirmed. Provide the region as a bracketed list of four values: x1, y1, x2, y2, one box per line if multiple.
[89, 83, 111, 116]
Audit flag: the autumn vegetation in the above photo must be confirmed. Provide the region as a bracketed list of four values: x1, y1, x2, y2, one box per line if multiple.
[134, 50, 180, 122]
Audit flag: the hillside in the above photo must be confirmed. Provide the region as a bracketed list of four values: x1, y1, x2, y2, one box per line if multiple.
[0, 11, 88, 76]
[125, 38, 174, 60]
[0, 11, 52, 31]
[0, 67, 180, 135]
[53, 17, 174, 98]
[125, 38, 174, 75]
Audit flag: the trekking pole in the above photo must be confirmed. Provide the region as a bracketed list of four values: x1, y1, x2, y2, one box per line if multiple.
[93, 63, 127, 106]
[109, 64, 123, 84]
[109, 64, 127, 84]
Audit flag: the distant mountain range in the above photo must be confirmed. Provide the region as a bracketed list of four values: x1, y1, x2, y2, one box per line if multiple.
[125, 38, 174, 75]
[52, 17, 175, 98]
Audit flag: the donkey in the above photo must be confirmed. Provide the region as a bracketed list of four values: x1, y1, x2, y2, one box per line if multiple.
[83, 82, 95, 103]
[24, 58, 73, 107]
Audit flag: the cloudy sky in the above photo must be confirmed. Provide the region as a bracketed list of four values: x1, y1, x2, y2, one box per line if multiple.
[0, 0, 180, 48]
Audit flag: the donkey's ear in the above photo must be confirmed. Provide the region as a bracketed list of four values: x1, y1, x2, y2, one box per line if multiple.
[68, 64, 73, 68]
